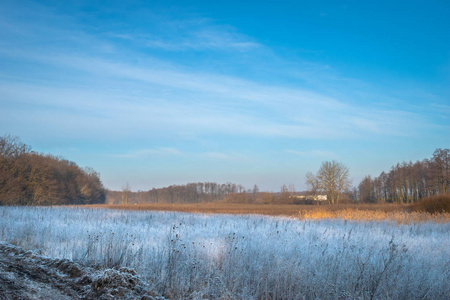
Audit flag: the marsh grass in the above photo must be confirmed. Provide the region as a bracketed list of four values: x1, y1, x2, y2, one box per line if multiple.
[0, 206, 449, 299]
[85, 202, 450, 223]
[410, 194, 450, 214]
[299, 208, 450, 223]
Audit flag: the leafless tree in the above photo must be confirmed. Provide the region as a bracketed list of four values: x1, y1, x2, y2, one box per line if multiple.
[358, 175, 375, 203]
[252, 184, 259, 195]
[305, 172, 321, 198]
[357, 148, 449, 204]
[432, 148, 450, 194]
[316, 160, 351, 204]
[0, 135, 105, 206]
[122, 182, 131, 204]
[288, 184, 296, 196]
[279, 184, 290, 204]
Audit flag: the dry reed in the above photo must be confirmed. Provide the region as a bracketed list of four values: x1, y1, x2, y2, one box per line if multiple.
[410, 193, 450, 214]
[84, 202, 450, 223]
[299, 208, 450, 223]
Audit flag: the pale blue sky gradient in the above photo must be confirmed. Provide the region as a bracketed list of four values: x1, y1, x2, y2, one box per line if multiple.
[1, 0, 449, 191]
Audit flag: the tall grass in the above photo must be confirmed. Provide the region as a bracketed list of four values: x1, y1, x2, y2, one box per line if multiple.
[410, 193, 450, 214]
[0, 207, 449, 299]
[299, 208, 450, 223]
[88, 202, 450, 222]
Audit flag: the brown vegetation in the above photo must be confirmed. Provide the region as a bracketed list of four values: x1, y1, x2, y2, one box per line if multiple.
[410, 193, 450, 214]
[88, 202, 304, 216]
[2, 134, 448, 212]
[106, 182, 247, 204]
[0, 135, 105, 205]
[358, 148, 449, 204]
[106, 186, 354, 206]
[85, 202, 450, 223]
[299, 208, 449, 223]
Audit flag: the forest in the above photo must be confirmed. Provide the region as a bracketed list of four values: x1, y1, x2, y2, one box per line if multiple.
[106, 182, 325, 205]
[1, 134, 448, 206]
[0, 135, 105, 205]
[109, 149, 449, 205]
[358, 148, 449, 203]
[106, 182, 251, 204]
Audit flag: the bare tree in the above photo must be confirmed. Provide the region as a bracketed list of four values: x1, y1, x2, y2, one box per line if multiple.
[358, 175, 375, 203]
[0, 134, 31, 159]
[252, 184, 259, 194]
[0, 135, 105, 206]
[122, 182, 131, 204]
[305, 172, 321, 198]
[279, 184, 290, 203]
[316, 161, 351, 204]
[288, 184, 296, 197]
[360, 149, 449, 204]
[432, 148, 450, 194]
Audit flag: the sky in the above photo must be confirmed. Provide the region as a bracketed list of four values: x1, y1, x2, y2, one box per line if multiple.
[1, 0, 449, 192]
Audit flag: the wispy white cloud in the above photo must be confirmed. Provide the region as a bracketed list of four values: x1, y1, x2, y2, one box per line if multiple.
[286, 150, 308, 156]
[144, 31, 260, 52]
[148, 18, 261, 51]
[114, 148, 182, 159]
[105, 15, 261, 52]
[0, 2, 438, 144]
[0, 50, 428, 142]
[204, 152, 233, 160]
[0, 1, 443, 144]
[1, 0, 448, 193]
[203, 152, 251, 162]
[286, 150, 337, 158]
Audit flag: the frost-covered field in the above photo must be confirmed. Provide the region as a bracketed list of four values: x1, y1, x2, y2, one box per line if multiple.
[0, 207, 449, 299]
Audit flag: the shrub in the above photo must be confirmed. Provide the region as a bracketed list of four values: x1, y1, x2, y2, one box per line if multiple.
[410, 194, 450, 214]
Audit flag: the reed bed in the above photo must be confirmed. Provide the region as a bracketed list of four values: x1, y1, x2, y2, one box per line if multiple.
[1, 206, 449, 299]
[299, 208, 450, 223]
[86, 202, 450, 223]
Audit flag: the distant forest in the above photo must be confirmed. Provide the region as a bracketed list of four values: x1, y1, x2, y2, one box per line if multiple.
[109, 148, 449, 205]
[0, 135, 105, 205]
[106, 182, 260, 205]
[1, 135, 448, 206]
[106, 182, 342, 205]
[358, 148, 449, 204]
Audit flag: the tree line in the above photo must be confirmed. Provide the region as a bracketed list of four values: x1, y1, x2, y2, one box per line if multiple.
[0, 135, 105, 205]
[106, 182, 252, 204]
[109, 181, 355, 205]
[304, 149, 449, 205]
[3, 134, 446, 206]
[357, 148, 449, 203]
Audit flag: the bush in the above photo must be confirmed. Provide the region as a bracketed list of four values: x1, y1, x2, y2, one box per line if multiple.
[410, 194, 450, 214]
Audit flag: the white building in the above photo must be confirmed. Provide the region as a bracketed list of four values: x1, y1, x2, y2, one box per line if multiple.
[291, 195, 328, 201]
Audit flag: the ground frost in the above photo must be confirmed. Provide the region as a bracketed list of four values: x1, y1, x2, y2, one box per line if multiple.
[0, 207, 449, 299]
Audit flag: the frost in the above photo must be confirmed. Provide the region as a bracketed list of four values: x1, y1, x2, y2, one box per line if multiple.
[0, 207, 449, 299]
[0, 241, 165, 299]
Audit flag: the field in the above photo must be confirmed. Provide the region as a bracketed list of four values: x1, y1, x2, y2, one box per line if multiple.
[86, 202, 450, 223]
[1, 206, 449, 299]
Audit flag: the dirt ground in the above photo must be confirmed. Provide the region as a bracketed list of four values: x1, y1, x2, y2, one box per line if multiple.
[0, 242, 165, 300]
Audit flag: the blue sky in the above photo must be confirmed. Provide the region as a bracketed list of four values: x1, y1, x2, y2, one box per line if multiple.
[1, 0, 449, 192]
